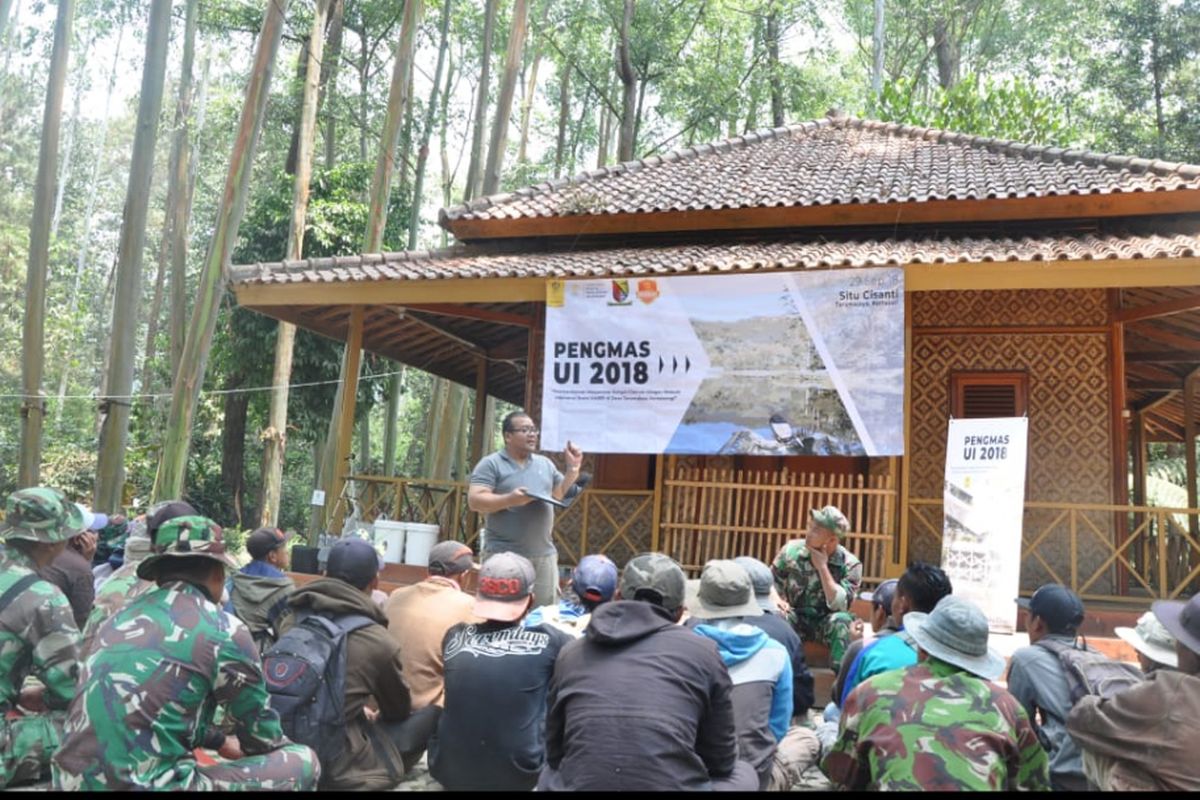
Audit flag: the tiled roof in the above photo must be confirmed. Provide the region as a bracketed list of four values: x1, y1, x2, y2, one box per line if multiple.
[439, 114, 1200, 227]
[232, 227, 1200, 286]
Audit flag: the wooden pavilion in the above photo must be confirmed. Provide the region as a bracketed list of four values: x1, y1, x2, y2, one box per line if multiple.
[231, 112, 1200, 604]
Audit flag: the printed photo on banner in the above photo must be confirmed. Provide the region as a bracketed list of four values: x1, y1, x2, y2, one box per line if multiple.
[942, 417, 1029, 634]
[540, 269, 904, 456]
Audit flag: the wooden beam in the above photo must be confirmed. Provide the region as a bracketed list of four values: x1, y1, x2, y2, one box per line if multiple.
[1126, 349, 1200, 363]
[1129, 380, 1188, 391]
[391, 307, 488, 353]
[237, 276, 547, 307]
[1109, 289, 1129, 595]
[1134, 391, 1179, 413]
[1114, 292, 1200, 323]
[897, 290, 913, 577]
[329, 305, 364, 535]
[1127, 321, 1200, 350]
[445, 188, 1200, 240]
[404, 303, 532, 327]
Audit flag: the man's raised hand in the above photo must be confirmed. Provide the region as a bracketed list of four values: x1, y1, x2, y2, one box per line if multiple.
[564, 440, 584, 470]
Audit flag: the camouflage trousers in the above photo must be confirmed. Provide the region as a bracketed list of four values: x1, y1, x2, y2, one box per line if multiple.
[0, 710, 66, 789]
[191, 743, 320, 791]
[795, 611, 855, 671]
[767, 725, 822, 791]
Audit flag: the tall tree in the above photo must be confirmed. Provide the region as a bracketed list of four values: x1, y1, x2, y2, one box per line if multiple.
[153, 0, 292, 503]
[144, 0, 198, 394]
[407, 0, 453, 248]
[18, 0, 75, 486]
[463, 0, 497, 201]
[0, 0, 14, 41]
[320, 0, 344, 169]
[95, 0, 173, 512]
[616, 0, 636, 161]
[49, 35, 90, 239]
[872, 0, 885, 100]
[482, 0, 528, 195]
[766, 1, 784, 127]
[261, 0, 331, 528]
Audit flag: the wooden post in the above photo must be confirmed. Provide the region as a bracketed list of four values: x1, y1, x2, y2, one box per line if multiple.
[1109, 290, 1130, 595]
[895, 289, 914, 577]
[1186, 369, 1199, 539]
[470, 354, 489, 467]
[650, 453, 664, 552]
[328, 306, 364, 533]
[1132, 408, 1148, 576]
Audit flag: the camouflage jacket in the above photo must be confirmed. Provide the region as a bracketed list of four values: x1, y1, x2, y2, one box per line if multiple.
[772, 540, 862, 623]
[0, 545, 80, 711]
[53, 580, 291, 790]
[79, 553, 154, 658]
[822, 657, 1051, 791]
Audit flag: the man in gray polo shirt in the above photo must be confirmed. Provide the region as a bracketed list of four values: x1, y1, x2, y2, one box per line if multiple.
[467, 411, 582, 607]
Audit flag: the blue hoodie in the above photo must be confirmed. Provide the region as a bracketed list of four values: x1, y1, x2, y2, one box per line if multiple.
[692, 620, 793, 788]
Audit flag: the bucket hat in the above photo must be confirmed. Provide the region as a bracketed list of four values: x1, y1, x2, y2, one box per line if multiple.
[732, 556, 776, 611]
[136, 516, 238, 580]
[686, 560, 764, 620]
[0, 487, 85, 544]
[1115, 611, 1178, 668]
[1152, 594, 1200, 658]
[905, 595, 1006, 680]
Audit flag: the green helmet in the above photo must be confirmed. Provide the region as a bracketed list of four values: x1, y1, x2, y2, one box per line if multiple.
[0, 487, 85, 543]
[136, 515, 240, 580]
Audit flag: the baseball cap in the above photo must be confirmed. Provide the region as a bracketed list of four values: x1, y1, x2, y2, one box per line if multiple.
[1015, 584, 1085, 634]
[74, 504, 109, 532]
[619, 552, 686, 611]
[325, 537, 381, 590]
[474, 552, 535, 622]
[1153, 593, 1200, 658]
[732, 556, 775, 611]
[136, 516, 239, 580]
[686, 560, 764, 620]
[864, 578, 899, 617]
[571, 554, 618, 604]
[428, 541, 474, 576]
[811, 505, 850, 536]
[0, 487, 86, 543]
[246, 527, 292, 560]
[147, 500, 199, 535]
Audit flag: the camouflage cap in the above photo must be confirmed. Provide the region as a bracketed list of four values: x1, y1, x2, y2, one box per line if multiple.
[810, 505, 850, 536]
[136, 515, 239, 580]
[0, 487, 86, 543]
[619, 552, 686, 611]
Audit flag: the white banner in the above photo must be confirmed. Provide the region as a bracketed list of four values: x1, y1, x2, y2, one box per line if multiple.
[540, 269, 904, 456]
[942, 417, 1029, 634]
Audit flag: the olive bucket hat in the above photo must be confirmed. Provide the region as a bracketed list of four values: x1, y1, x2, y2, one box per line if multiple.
[0, 487, 86, 544]
[136, 515, 239, 580]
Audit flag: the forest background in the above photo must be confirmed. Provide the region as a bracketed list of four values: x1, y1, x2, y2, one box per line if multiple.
[1, 0, 1197, 538]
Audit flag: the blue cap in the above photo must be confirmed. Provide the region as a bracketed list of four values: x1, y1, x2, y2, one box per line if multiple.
[572, 554, 618, 604]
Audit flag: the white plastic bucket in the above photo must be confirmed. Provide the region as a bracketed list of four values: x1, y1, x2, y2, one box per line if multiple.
[373, 520, 407, 565]
[403, 522, 440, 567]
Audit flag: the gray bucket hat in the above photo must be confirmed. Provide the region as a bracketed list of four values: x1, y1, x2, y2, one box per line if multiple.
[1115, 611, 1178, 668]
[1153, 594, 1200, 658]
[732, 556, 775, 611]
[686, 560, 764, 621]
[905, 595, 1006, 680]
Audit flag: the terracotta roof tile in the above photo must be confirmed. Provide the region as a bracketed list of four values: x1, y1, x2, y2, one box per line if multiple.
[232, 227, 1200, 287]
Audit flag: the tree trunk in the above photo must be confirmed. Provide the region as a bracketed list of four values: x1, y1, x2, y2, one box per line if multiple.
[221, 380, 249, 527]
[357, 27, 369, 162]
[143, 0, 198, 395]
[284, 35, 311, 175]
[261, 0, 329, 528]
[616, 0, 636, 162]
[320, 0, 344, 170]
[932, 18, 957, 90]
[482, 0, 528, 195]
[1150, 29, 1165, 159]
[516, 47, 542, 164]
[766, 2, 783, 127]
[554, 55, 571, 177]
[55, 15, 122, 426]
[463, 0, 497, 201]
[171, 52, 209, 378]
[596, 91, 609, 168]
[19, 0, 74, 486]
[382, 367, 405, 475]
[95, 0, 173, 513]
[153, 0, 291, 503]
[50, 36, 90, 240]
[438, 51, 455, 247]
[407, 0, 452, 249]
[0, 0, 14, 41]
[871, 0, 885, 100]
[358, 409, 370, 473]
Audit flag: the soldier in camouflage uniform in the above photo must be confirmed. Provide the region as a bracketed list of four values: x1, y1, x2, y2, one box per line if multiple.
[771, 505, 862, 670]
[0, 487, 84, 789]
[52, 516, 319, 791]
[822, 596, 1050, 791]
[79, 500, 195, 658]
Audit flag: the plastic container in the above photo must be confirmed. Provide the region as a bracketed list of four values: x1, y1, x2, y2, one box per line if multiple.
[402, 522, 440, 567]
[373, 520, 407, 565]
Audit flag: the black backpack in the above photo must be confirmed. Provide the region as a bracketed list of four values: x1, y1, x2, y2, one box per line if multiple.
[262, 611, 375, 767]
[1035, 637, 1144, 704]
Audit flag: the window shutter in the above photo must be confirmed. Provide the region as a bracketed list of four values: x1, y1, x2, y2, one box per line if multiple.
[951, 372, 1028, 418]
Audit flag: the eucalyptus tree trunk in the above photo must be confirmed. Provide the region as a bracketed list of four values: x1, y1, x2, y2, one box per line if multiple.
[616, 0, 636, 161]
[143, 0, 198, 394]
[407, 0, 452, 248]
[482, 0, 528, 195]
[871, 0, 884, 101]
[261, 0, 330, 528]
[19, 0, 75, 486]
[766, 2, 783, 127]
[50, 35, 90, 240]
[314, 0, 423, 531]
[153, 0, 291, 503]
[171, 52, 209, 377]
[463, 0, 497, 201]
[516, 46, 542, 164]
[382, 366, 405, 475]
[321, 0, 344, 169]
[95, 0, 173, 512]
[554, 56, 571, 177]
[57, 14, 122, 425]
[0, 0, 14, 41]
[438, 53, 455, 248]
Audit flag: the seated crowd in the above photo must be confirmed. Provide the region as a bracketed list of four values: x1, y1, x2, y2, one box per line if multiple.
[1, 487, 1198, 792]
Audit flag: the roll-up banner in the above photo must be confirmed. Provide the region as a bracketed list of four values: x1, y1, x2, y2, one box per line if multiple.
[942, 417, 1030, 634]
[540, 269, 904, 456]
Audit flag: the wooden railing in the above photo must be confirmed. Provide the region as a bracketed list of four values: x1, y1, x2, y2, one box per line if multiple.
[908, 498, 1200, 601]
[339, 475, 477, 545]
[661, 466, 898, 582]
